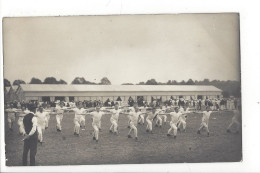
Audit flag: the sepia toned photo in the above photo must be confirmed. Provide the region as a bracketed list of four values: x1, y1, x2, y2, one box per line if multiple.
[3, 14, 241, 166]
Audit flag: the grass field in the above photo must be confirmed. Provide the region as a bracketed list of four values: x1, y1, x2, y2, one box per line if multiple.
[5, 110, 242, 166]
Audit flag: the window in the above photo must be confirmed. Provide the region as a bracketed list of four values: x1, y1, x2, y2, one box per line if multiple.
[55, 97, 65, 101]
[42, 96, 50, 102]
[197, 95, 203, 99]
[69, 97, 74, 102]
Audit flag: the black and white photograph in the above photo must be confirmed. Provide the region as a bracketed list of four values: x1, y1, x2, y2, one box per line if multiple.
[2, 13, 243, 167]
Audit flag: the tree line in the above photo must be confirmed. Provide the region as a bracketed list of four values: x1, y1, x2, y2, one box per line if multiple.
[123, 78, 241, 98]
[4, 77, 112, 87]
[4, 77, 240, 98]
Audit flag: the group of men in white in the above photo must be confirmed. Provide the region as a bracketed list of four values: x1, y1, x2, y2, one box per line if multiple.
[5, 99, 241, 144]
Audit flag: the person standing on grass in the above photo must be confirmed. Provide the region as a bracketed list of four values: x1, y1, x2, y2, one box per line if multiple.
[69, 101, 88, 136]
[88, 105, 105, 143]
[108, 102, 123, 135]
[155, 105, 169, 127]
[138, 105, 147, 125]
[177, 106, 191, 132]
[227, 105, 241, 133]
[22, 104, 38, 166]
[43, 104, 52, 129]
[35, 105, 48, 145]
[196, 106, 218, 137]
[145, 107, 159, 134]
[126, 105, 143, 141]
[167, 107, 182, 139]
[51, 101, 67, 132]
[5, 103, 18, 131]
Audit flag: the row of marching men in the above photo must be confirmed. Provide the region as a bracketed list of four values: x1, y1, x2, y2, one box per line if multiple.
[5, 100, 241, 144]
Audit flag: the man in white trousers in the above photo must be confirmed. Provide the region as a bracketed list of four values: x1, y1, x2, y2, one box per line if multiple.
[138, 105, 147, 125]
[69, 101, 88, 136]
[35, 105, 48, 145]
[127, 105, 146, 141]
[43, 104, 52, 129]
[146, 107, 159, 134]
[166, 107, 183, 139]
[53, 102, 67, 132]
[196, 106, 217, 136]
[177, 107, 191, 132]
[89, 105, 106, 143]
[108, 102, 123, 135]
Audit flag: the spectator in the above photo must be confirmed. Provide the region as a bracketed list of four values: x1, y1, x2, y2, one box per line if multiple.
[22, 104, 38, 166]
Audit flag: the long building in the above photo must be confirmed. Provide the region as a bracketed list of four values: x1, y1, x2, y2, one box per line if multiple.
[15, 84, 222, 102]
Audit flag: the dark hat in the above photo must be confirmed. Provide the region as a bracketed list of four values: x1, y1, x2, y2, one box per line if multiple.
[28, 104, 37, 112]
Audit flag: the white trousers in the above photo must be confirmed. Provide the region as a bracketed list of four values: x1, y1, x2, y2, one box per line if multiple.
[156, 117, 162, 126]
[92, 123, 100, 140]
[37, 125, 45, 142]
[80, 116, 85, 127]
[178, 118, 186, 130]
[56, 114, 63, 130]
[199, 121, 209, 133]
[110, 118, 118, 132]
[161, 115, 167, 123]
[74, 118, 80, 134]
[168, 122, 178, 136]
[138, 114, 145, 124]
[8, 115, 15, 129]
[128, 122, 138, 138]
[146, 118, 153, 131]
[45, 114, 50, 128]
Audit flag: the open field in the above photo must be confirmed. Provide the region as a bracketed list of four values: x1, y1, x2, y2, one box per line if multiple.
[5, 110, 242, 166]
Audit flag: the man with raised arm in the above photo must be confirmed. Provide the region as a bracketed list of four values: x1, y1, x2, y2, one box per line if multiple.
[108, 102, 124, 135]
[126, 105, 146, 141]
[167, 107, 183, 139]
[52, 101, 67, 132]
[177, 106, 191, 132]
[70, 101, 89, 136]
[87, 105, 105, 143]
[145, 107, 159, 134]
[196, 106, 218, 136]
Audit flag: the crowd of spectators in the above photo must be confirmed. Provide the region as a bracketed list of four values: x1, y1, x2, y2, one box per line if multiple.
[5, 96, 240, 112]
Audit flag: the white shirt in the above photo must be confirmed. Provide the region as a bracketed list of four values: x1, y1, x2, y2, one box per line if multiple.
[179, 108, 190, 120]
[56, 106, 65, 115]
[110, 109, 122, 121]
[129, 111, 142, 125]
[35, 111, 48, 126]
[29, 116, 38, 136]
[90, 111, 104, 125]
[146, 111, 158, 121]
[170, 112, 182, 124]
[73, 108, 87, 121]
[202, 111, 212, 123]
[179, 107, 184, 114]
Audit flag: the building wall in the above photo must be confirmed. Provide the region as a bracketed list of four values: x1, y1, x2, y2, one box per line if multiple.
[23, 91, 222, 102]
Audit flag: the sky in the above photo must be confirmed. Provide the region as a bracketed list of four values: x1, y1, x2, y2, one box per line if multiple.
[3, 14, 240, 85]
